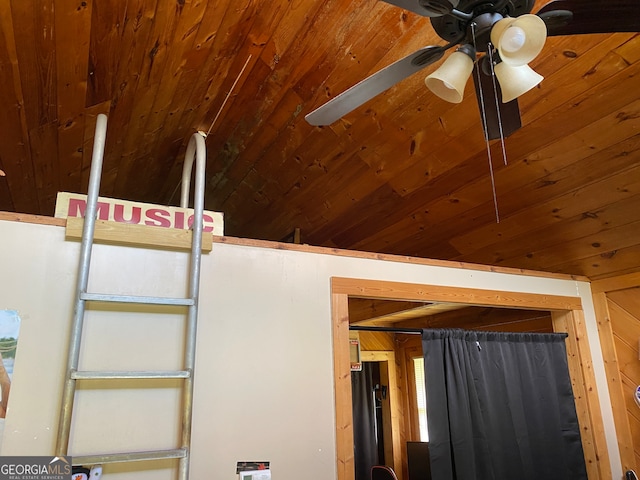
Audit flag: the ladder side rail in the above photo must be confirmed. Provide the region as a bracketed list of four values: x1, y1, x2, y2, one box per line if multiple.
[56, 113, 109, 456]
[178, 132, 207, 480]
[179, 133, 198, 210]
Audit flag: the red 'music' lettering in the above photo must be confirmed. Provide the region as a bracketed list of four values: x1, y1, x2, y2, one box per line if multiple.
[66, 197, 217, 233]
[114, 204, 142, 223]
[145, 208, 172, 228]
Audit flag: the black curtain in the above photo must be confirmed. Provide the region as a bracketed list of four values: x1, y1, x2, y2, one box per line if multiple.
[422, 329, 587, 480]
[352, 362, 379, 480]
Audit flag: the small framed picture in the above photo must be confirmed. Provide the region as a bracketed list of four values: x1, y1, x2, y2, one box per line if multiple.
[350, 338, 362, 372]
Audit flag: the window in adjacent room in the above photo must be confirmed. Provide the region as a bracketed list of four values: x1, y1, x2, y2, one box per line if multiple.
[413, 357, 429, 441]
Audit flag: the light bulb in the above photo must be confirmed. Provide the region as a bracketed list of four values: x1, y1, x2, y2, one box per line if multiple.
[501, 26, 526, 53]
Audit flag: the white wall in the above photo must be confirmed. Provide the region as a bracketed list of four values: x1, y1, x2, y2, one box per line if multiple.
[0, 219, 620, 479]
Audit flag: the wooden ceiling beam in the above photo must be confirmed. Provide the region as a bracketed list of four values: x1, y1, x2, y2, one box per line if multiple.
[348, 298, 427, 323]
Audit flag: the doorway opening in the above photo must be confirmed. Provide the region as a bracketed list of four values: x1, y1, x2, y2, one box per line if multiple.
[332, 277, 607, 480]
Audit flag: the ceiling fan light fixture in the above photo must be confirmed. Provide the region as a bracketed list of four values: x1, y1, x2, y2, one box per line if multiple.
[494, 62, 543, 103]
[500, 26, 527, 53]
[491, 14, 547, 66]
[425, 45, 475, 103]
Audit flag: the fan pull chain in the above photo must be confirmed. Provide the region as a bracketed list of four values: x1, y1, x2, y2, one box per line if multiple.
[487, 44, 508, 166]
[471, 23, 500, 223]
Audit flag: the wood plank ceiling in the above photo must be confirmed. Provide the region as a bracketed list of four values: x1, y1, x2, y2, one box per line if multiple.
[0, 0, 638, 280]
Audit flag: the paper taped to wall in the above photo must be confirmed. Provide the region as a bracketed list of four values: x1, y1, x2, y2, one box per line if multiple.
[239, 470, 271, 480]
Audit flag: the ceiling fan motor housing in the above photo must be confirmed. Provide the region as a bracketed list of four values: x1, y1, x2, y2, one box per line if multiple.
[430, 0, 535, 43]
[467, 12, 504, 51]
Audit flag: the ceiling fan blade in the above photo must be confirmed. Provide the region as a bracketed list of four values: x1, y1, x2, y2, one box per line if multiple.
[536, 0, 640, 36]
[305, 45, 448, 126]
[472, 63, 521, 141]
[380, 0, 456, 17]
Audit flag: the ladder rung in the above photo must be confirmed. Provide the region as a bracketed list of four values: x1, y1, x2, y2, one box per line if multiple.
[71, 370, 191, 380]
[71, 448, 188, 465]
[80, 292, 195, 306]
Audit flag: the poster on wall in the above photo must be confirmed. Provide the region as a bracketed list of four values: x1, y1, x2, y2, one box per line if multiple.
[0, 310, 21, 418]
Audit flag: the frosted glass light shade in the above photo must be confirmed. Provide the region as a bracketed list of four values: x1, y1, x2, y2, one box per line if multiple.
[491, 14, 547, 66]
[494, 62, 543, 102]
[425, 50, 475, 103]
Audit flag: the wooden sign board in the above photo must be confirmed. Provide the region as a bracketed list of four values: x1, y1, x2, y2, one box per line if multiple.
[55, 192, 223, 252]
[55, 192, 224, 236]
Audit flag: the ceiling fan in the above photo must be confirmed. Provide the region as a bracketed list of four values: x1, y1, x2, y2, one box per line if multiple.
[305, 0, 640, 140]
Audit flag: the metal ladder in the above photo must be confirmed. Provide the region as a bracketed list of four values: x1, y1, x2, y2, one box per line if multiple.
[55, 114, 208, 480]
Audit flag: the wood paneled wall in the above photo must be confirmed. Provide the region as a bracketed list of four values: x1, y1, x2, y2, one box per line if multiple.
[593, 273, 640, 474]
